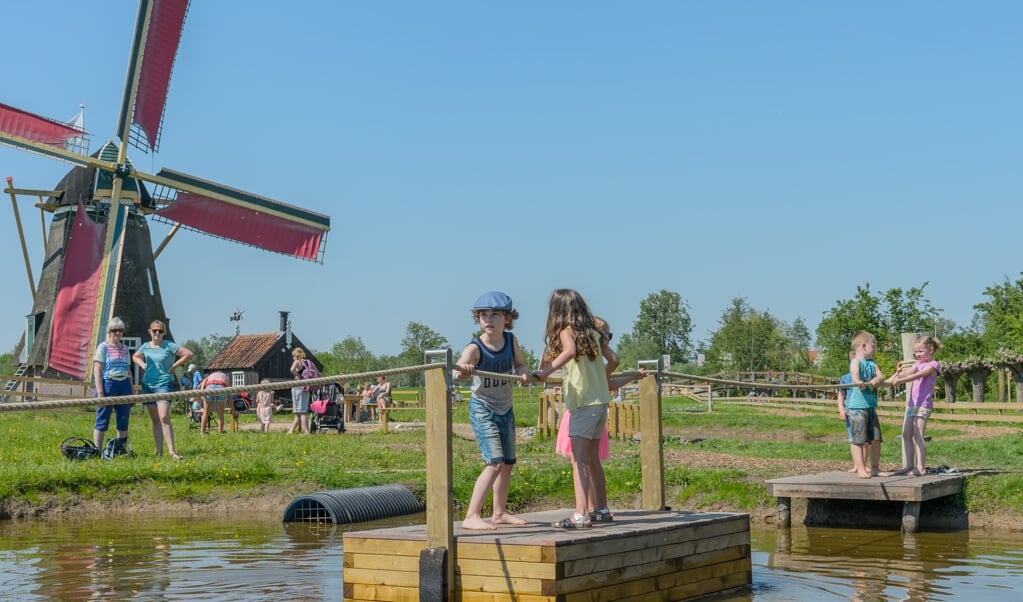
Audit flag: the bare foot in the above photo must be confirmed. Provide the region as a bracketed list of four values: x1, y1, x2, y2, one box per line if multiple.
[887, 468, 911, 477]
[847, 467, 857, 473]
[909, 469, 926, 477]
[491, 513, 528, 526]
[460, 517, 496, 531]
[869, 470, 881, 477]
[857, 471, 871, 479]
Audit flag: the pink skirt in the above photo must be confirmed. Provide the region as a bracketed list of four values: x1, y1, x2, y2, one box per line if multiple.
[556, 409, 610, 461]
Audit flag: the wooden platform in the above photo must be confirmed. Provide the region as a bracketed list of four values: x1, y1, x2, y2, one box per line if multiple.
[766, 470, 967, 533]
[343, 509, 751, 601]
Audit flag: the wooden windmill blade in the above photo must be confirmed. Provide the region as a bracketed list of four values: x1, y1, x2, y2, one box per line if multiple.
[1, 0, 330, 381]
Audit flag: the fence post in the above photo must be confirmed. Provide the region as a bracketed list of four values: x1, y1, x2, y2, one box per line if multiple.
[421, 349, 454, 601]
[638, 358, 666, 511]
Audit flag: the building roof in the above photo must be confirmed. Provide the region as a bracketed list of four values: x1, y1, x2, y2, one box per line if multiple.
[206, 333, 281, 370]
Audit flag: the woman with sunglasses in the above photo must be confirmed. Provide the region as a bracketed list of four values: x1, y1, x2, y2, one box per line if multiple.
[92, 317, 134, 452]
[133, 320, 193, 459]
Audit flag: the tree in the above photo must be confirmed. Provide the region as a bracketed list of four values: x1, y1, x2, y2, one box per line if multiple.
[181, 334, 233, 369]
[614, 331, 661, 371]
[632, 290, 693, 366]
[329, 336, 375, 377]
[974, 274, 1023, 352]
[703, 298, 792, 374]
[815, 283, 937, 376]
[399, 322, 449, 386]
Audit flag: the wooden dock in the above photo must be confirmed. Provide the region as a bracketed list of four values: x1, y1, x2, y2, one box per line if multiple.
[765, 471, 967, 533]
[343, 509, 751, 601]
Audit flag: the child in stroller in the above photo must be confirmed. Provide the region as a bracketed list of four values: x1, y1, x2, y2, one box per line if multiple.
[310, 384, 345, 433]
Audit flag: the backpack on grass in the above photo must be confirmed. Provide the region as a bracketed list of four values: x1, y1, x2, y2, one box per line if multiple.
[300, 359, 321, 391]
[61, 437, 99, 461]
[102, 435, 135, 460]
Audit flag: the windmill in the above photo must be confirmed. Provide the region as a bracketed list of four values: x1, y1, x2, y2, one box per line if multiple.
[0, 0, 330, 383]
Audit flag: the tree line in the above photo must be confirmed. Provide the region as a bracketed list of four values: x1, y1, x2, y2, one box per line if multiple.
[7, 275, 1023, 399]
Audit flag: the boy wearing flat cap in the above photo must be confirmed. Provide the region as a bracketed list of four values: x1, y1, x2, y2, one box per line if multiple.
[453, 291, 530, 530]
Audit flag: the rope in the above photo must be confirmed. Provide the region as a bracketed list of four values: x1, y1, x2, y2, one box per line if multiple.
[0, 363, 445, 413]
[660, 370, 857, 391]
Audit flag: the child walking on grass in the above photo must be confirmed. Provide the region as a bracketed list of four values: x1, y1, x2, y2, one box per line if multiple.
[533, 289, 618, 529]
[883, 335, 942, 477]
[453, 291, 530, 531]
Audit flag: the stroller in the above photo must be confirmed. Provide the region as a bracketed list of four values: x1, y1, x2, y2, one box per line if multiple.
[310, 385, 345, 433]
[187, 400, 215, 430]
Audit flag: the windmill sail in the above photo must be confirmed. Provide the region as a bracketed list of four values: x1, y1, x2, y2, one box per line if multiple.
[149, 170, 329, 262]
[119, 0, 190, 153]
[47, 200, 104, 378]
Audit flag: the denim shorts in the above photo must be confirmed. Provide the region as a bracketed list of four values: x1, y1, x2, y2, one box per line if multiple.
[847, 408, 882, 444]
[141, 382, 173, 406]
[469, 397, 516, 466]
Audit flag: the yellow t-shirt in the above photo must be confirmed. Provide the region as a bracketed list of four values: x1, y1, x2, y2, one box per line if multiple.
[561, 328, 611, 411]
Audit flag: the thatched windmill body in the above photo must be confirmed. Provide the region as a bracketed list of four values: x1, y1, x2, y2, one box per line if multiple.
[1, 0, 330, 384]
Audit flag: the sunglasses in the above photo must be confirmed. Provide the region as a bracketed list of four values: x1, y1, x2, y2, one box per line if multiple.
[151, 329, 164, 334]
[109, 328, 124, 333]
[605, 332, 613, 341]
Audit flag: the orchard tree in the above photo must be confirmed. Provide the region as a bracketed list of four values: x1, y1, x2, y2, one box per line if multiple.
[632, 290, 693, 366]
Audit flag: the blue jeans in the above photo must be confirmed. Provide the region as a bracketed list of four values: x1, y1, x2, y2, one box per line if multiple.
[94, 379, 133, 432]
[469, 398, 516, 466]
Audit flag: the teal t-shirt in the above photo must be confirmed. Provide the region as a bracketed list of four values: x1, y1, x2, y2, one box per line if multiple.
[139, 340, 181, 388]
[845, 359, 878, 409]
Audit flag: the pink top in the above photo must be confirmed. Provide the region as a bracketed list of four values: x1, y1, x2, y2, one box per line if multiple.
[909, 360, 941, 409]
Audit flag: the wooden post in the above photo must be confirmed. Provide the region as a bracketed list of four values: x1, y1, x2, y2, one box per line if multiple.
[776, 496, 791, 528]
[422, 349, 454, 601]
[638, 359, 665, 511]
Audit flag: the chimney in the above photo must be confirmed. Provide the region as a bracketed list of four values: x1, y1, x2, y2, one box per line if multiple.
[279, 311, 290, 332]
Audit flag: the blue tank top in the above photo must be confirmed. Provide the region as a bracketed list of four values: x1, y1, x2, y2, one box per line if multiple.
[470, 331, 516, 415]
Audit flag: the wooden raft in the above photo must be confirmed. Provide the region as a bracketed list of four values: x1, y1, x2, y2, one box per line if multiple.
[343, 509, 751, 601]
[765, 470, 967, 534]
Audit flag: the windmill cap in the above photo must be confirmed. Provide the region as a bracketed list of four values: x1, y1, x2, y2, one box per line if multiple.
[473, 291, 513, 311]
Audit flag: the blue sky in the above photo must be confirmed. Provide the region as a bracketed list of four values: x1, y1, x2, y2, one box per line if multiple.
[1, 1, 1020, 362]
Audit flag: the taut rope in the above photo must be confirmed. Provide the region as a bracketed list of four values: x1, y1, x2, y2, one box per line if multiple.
[0, 363, 445, 413]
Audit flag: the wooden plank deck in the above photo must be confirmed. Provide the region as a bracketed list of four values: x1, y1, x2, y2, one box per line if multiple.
[343, 509, 752, 601]
[766, 471, 967, 533]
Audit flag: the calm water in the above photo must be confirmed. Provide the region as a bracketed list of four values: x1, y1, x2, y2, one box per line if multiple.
[1, 514, 1021, 601]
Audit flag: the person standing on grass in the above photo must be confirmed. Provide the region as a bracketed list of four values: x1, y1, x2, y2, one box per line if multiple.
[288, 348, 312, 434]
[198, 370, 230, 434]
[255, 380, 274, 432]
[133, 319, 192, 460]
[92, 317, 134, 452]
[533, 289, 618, 529]
[453, 291, 530, 531]
[846, 330, 885, 479]
[883, 336, 942, 477]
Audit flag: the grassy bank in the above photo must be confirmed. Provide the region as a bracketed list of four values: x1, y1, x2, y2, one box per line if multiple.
[2, 396, 1022, 524]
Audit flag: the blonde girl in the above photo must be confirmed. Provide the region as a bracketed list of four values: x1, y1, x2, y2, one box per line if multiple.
[533, 289, 617, 529]
[255, 379, 274, 432]
[884, 336, 942, 477]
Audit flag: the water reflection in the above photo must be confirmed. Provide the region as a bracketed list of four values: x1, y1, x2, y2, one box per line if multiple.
[1, 516, 1021, 600]
[0, 514, 422, 602]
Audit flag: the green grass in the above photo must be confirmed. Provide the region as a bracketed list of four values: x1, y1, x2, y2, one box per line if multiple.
[2, 396, 1022, 520]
